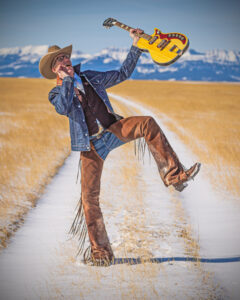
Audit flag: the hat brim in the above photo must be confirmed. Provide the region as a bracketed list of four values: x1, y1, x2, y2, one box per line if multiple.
[39, 45, 72, 79]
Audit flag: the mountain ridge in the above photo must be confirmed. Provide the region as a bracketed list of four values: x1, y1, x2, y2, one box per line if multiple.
[0, 45, 239, 81]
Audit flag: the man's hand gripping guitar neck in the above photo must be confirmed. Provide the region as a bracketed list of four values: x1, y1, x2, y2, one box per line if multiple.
[129, 28, 144, 46]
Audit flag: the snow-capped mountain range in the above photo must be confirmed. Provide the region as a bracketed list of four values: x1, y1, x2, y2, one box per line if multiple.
[0, 45, 240, 81]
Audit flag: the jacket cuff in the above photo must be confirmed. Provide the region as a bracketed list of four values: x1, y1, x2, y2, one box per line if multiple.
[130, 45, 143, 56]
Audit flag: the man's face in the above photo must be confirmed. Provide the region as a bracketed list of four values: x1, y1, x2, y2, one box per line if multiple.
[52, 52, 74, 78]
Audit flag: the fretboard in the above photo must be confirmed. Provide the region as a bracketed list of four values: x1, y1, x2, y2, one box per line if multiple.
[114, 21, 151, 41]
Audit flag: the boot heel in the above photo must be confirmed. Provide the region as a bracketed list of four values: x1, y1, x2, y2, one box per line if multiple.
[174, 182, 188, 192]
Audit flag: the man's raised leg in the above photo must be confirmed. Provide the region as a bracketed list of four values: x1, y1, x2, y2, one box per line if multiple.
[108, 116, 200, 190]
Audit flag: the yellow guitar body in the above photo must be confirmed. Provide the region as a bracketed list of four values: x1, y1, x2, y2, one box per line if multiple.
[137, 28, 189, 66]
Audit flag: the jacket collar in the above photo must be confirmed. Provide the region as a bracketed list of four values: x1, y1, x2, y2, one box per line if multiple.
[73, 63, 82, 77]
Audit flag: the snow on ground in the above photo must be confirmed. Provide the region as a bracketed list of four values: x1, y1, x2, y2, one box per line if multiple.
[0, 95, 239, 299]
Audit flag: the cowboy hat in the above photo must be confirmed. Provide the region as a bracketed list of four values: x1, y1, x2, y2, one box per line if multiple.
[39, 44, 72, 79]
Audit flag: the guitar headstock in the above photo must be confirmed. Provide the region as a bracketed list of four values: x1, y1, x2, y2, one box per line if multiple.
[103, 18, 117, 28]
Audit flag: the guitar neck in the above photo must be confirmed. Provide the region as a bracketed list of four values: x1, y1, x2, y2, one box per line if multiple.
[114, 21, 151, 41]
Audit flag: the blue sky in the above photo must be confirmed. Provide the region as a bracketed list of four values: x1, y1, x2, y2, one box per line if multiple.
[1, 0, 240, 53]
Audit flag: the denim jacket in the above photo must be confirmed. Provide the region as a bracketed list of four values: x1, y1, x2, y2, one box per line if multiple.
[48, 45, 142, 151]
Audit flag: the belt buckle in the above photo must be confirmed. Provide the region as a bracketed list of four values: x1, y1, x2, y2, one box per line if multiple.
[98, 128, 107, 139]
[96, 130, 104, 139]
[90, 127, 105, 141]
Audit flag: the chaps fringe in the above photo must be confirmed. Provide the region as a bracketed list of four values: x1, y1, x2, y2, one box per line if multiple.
[133, 137, 187, 171]
[134, 138, 152, 164]
[68, 156, 90, 258]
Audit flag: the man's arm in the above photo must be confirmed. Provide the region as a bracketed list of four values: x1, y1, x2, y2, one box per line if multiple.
[100, 45, 142, 89]
[48, 76, 74, 116]
[100, 28, 143, 89]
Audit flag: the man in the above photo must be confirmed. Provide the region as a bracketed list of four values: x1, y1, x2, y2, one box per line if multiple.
[39, 28, 200, 265]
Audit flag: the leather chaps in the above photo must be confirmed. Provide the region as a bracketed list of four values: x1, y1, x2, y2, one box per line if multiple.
[80, 116, 189, 261]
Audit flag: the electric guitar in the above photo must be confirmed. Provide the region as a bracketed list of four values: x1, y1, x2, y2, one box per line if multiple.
[103, 18, 189, 66]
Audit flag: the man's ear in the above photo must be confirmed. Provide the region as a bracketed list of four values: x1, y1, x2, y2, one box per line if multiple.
[52, 65, 57, 74]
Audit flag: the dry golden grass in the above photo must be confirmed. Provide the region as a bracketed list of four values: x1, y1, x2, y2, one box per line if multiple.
[0, 78, 70, 248]
[109, 81, 240, 198]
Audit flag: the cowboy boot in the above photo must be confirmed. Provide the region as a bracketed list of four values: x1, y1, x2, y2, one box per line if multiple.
[108, 116, 200, 191]
[171, 162, 201, 191]
[80, 146, 114, 264]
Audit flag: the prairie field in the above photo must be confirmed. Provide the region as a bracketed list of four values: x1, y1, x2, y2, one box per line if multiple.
[0, 78, 70, 248]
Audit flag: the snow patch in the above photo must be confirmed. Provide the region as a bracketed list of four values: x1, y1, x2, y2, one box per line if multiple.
[0, 45, 48, 56]
[136, 66, 155, 74]
[157, 66, 178, 73]
[103, 58, 113, 64]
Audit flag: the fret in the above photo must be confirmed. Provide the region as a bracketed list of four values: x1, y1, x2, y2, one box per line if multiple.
[115, 21, 133, 32]
[142, 33, 153, 41]
[114, 21, 152, 41]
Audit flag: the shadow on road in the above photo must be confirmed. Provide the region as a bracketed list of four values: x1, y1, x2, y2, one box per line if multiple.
[112, 256, 240, 265]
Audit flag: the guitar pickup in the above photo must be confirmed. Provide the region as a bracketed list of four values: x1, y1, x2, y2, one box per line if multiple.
[170, 45, 177, 52]
[157, 40, 170, 50]
[149, 36, 158, 45]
